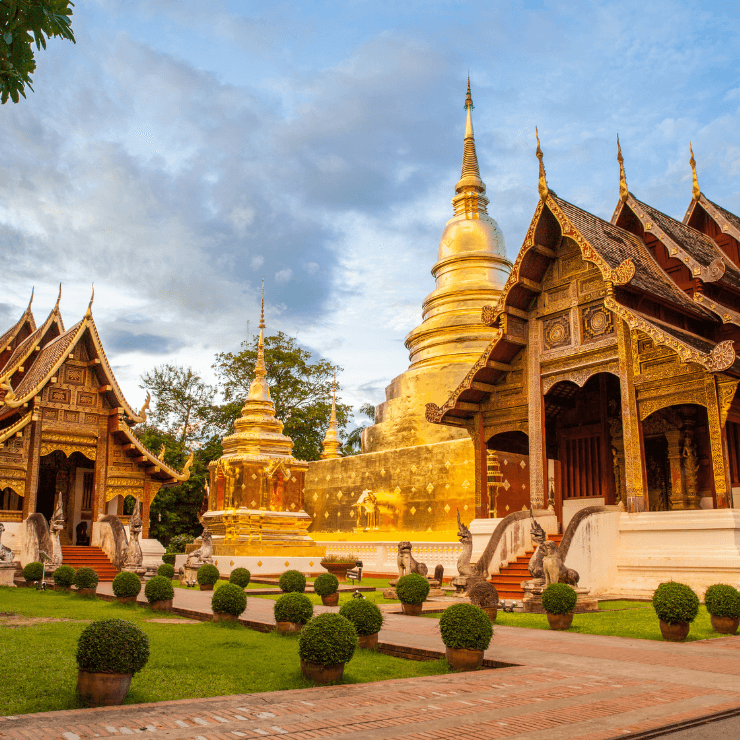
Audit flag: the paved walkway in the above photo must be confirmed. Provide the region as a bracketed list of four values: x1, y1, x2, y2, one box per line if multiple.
[4, 586, 740, 739]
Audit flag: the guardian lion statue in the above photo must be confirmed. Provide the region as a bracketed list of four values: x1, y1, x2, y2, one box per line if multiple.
[396, 541, 428, 578]
[184, 529, 213, 566]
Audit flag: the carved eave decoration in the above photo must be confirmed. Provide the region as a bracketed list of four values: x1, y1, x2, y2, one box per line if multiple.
[693, 293, 740, 328]
[0, 411, 32, 444]
[0, 293, 37, 372]
[684, 192, 740, 247]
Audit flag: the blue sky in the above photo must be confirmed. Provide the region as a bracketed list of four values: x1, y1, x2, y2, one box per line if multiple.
[2, 0, 740, 428]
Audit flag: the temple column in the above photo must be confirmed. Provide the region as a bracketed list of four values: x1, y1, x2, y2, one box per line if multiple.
[142, 480, 151, 538]
[527, 320, 546, 507]
[23, 413, 42, 518]
[665, 429, 687, 510]
[707, 378, 730, 508]
[615, 312, 648, 511]
[608, 417, 626, 508]
[470, 413, 487, 519]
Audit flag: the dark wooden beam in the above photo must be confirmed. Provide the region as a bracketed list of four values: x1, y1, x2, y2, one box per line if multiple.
[486, 360, 512, 372]
[471, 381, 497, 393]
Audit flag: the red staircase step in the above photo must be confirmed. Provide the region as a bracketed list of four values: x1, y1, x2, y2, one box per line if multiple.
[60, 546, 119, 582]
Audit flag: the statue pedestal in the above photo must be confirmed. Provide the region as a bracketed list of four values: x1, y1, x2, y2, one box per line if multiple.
[179, 559, 214, 585]
[521, 579, 598, 613]
[0, 562, 16, 587]
[123, 566, 146, 580]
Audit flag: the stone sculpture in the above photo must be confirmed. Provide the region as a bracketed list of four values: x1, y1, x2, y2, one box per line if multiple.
[185, 529, 213, 566]
[396, 541, 427, 578]
[123, 499, 145, 575]
[450, 510, 482, 595]
[527, 509, 578, 586]
[48, 492, 65, 569]
[0, 522, 14, 562]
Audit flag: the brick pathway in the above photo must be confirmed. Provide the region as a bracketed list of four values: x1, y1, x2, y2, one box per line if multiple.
[4, 586, 740, 739]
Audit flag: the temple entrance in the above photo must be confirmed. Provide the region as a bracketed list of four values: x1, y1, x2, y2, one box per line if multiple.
[37, 450, 95, 545]
[486, 431, 529, 517]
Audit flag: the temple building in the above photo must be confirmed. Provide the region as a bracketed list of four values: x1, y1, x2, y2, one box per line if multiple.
[303, 82, 516, 537]
[426, 136, 740, 525]
[0, 289, 192, 560]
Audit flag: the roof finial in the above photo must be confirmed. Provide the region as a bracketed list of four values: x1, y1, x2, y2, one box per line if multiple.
[26, 287, 34, 311]
[535, 127, 548, 201]
[259, 276, 265, 330]
[245, 277, 271, 405]
[617, 134, 628, 203]
[460, 78, 480, 180]
[465, 76, 473, 111]
[321, 370, 342, 459]
[690, 142, 701, 201]
[54, 283, 62, 310]
[85, 284, 94, 318]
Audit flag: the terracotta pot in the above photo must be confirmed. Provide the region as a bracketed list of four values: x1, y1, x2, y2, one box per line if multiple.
[321, 592, 339, 607]
[77, 588, 97, 597]
[546, 612, 573, 630]
[659, 619, 690, 642]
[711, 615, 739, 635]
[54, 585, 71, 593]
[213, 612, 238, 622]
[77, 670, 132, 707]
[482, 606, 498, 622]
[276, 620, 303, 634]
[320, 562, 355, 581]
[300, 658, 345, 684]
[115, 596, 137, 605]
[445, 647, 484, 672]
[150, 599, 173, 612]
[401, 602, 423, 616]
[358, 632, 379, 650]
[199, 583, 214, 591]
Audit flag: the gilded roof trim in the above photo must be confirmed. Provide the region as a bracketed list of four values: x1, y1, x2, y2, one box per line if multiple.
[605, 295, 736, 373]
[0, 411, 32, 444]
[114, 421, 194, 482]
[0, 294, 36, 367]
[693, 293, 740, 328]
[686, 193, 740, 245]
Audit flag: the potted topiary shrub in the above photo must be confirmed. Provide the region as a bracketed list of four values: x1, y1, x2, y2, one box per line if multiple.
[319, 554, 358, 582]
[229, 567, 251, 589]
[396, 573, 430, 616]
[76, 618, 150, 706]
[439, 602, 493, 671]
[22, 561, 43, 587]
[157, 563, 175, 580]
[467, 581, 499, 621]
[541, 583, 577, 630]
[144, 575, 175, 611]
[339, 598, 383, 649]
[652, 581, 700, 642]
[314, 572, 339, 606]
[298, 613, 357, 683]
[274, 592, 313, 633]
[279, 569, 306, 593]
[196, 563, 220, 591]
[211, 583, 247, 622]
[74, 567, 99, 597]
[53, 565, 76, 592]
[162, 553, 177, 566]
[112, 571, 142, 604]
[705, 584, 740, 635]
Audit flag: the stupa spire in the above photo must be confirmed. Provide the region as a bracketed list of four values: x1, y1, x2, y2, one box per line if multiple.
[452, 78, 488, 218]
[690, 142, 701, 201]
[535, 127, 548, 201]
[245, 278, 271, 405]
[321, 372, 342, 459]
[617, 135, 629, 202]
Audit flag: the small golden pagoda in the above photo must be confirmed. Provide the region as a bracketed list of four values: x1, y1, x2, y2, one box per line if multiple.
[204, 284, 322, 557]
[320, 375, 342, 460]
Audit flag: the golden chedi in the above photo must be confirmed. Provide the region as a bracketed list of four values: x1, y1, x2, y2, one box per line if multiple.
[203, 284, 322, 557]
[363, 79, 511, 453]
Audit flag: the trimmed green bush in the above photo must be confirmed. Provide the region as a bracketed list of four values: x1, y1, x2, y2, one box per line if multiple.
[76, 619, 150, 675]
[162, 553, 177, 566]
[157, 563, 175, 579]
[112, 571, 142, 598]
[541, 583, 577, 615]
[53, 565, 75, 588]
[229, 568, 251, 588]
[166, 534, 194, 554]
[74, 567, 99, 590]
[652, 582, 700, 624]
[313, 572, 339, 597]
[22, 561, 43, 582]
[439, 603, 493, 651]
[279, 569, 306, 593]
[339, 598, 383, 636]
[704, 584, 740, 618]
[298, 613, 357, 667]
[144, 575, 174, 604]
[274, 592, 313, 624]
[396, 573, 430, 605]
[196, 563, 220, 586]
[467, 581, 498, 608]
[212, 583, 247, 616]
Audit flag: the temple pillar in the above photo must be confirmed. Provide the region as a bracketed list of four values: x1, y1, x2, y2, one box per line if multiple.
[608, 417, 626, 508]
[665, 429, 687, 510]
[471, 414, 486, 519]
[616, 314, 647, 511]
[707, 378, 730, 508]
[23, 414, 42, 518]
[527, 319, 546, 507]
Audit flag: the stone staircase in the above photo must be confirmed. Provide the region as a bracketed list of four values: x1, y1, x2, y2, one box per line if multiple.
[60, 546, 119, 582]
[488, 533, 563, 601]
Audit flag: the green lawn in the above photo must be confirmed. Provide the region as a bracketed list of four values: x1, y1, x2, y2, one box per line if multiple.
[425, 601, 729, 642]
[0, 587, 448, 716]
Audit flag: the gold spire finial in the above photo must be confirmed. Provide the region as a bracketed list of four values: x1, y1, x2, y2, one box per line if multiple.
[690, 142, 701, 201]
[465, 76, 473, 110]
[245, 278, 271, 405]
[321, 370, 342, 459]
[85, 284, 94, 318]
[452, 77, 487, 217]
[54, 283, 62, 310]
[26, 287, 34, 312]
[535, 127, 548, 201]
[259, 276, 265, 330]
[617, 134, 628, 203]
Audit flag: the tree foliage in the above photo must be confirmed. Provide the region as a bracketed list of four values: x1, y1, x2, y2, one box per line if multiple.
[342, 403, 375, 456]
[1, 0, 75, 104]
[213, 331, 351, 461]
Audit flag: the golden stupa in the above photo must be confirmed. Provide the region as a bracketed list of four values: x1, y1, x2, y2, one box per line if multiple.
[303, 81, 511, 537]
[203, 283, 323, 557]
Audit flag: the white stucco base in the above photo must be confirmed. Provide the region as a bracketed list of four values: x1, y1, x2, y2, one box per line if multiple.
[174, 553, 328, 578]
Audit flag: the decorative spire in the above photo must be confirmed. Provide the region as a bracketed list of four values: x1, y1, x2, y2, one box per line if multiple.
[535, 127, 548, 201]
[54, 283, 62, 311]
[245, 277, 271, 404]
[617, 134, 628, 203]
[690, 142, 701, 201]
[321, 372, 342, 459]
[26, 287, 34, 312]
[85, 284, 94, 318]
